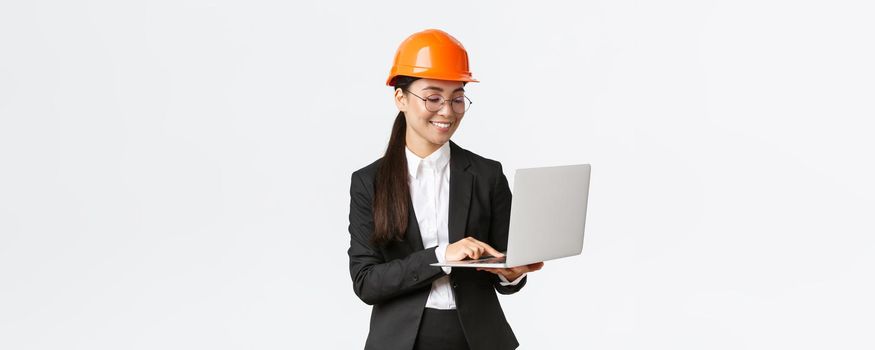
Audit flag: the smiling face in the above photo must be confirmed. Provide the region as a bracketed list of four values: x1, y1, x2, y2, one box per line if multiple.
[395, 78, 467, 157]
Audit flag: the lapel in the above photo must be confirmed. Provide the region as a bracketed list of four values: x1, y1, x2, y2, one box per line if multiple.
[447, 140, 473, 244]
[406, 194, 424, 251]
[405, 140, 473, 251]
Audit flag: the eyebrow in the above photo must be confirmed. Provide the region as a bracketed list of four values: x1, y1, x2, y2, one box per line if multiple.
[421, 86, 465, 93]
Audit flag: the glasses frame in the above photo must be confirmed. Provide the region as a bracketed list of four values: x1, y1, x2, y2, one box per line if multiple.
[404, 89, 473, 114]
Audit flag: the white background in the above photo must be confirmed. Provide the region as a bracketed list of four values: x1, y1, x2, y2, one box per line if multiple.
[2, 1, 874, 349]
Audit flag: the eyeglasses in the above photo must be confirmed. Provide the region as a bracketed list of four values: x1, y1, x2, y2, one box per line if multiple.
[404, 90, 473, 114]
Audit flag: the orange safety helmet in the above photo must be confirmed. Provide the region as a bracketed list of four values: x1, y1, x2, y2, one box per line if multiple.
[386, 29, 479, 86]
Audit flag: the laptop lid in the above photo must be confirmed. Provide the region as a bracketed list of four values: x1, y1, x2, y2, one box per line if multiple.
[504, 164, 591, 267]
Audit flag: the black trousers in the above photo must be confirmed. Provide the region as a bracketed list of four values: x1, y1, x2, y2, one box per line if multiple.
[414, 308, 471, 350]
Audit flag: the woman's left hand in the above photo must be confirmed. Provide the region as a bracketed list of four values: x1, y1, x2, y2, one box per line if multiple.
[477, 262, 544, 282]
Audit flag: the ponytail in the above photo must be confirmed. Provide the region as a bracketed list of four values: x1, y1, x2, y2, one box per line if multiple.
[371, 76, 419, 246]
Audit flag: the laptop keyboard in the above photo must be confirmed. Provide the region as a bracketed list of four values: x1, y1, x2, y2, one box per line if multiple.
[461, 255, 506, 264]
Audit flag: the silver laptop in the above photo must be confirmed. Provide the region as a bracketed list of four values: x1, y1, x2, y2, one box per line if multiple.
[431, 164, 591, 268]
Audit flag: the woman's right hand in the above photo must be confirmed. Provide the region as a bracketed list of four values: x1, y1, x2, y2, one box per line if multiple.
[445, 237, 504, 261]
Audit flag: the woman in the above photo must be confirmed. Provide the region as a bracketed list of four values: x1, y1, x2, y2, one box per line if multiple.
[348, 29, 544, 350]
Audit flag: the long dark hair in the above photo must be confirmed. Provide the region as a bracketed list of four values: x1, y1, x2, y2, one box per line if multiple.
[372, 75, 419, 246]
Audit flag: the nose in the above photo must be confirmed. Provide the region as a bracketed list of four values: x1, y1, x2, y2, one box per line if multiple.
[437, 100, 453, 117]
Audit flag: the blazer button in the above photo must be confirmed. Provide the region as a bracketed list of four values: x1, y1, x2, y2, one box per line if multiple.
[452, 282, 458, 288]
[413, 275, 419, 282]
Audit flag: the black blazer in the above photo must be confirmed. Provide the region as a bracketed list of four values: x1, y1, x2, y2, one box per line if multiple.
[348, 140, 527, 350]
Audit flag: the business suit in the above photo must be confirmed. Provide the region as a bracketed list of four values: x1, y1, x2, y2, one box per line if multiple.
[348, 140, 527, 350]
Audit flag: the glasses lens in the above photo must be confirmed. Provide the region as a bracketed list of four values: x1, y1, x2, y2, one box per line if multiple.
[425, 95, 443, 112]
[451, 96, 471, 114]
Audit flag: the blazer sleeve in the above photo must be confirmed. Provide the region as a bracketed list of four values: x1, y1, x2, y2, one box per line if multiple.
[488, 162, 528, 294]
[347, 170, 446, 305]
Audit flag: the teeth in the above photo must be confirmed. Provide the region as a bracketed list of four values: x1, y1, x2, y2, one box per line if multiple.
[431, 121, 451, 128]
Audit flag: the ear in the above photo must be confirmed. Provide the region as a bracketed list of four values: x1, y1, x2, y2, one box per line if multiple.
[394, 88, 407, 112]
